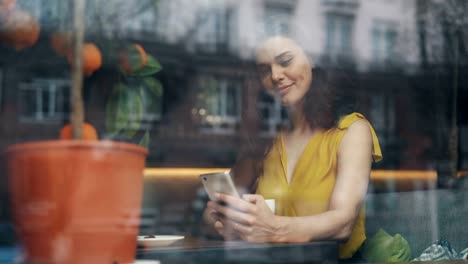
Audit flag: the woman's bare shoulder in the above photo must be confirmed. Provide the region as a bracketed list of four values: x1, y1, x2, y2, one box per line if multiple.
[339, 119, 373, 153]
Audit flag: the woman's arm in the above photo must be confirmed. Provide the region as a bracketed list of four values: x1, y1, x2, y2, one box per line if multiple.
[209, 120, 373, 243]
[275, 119, 374, 242]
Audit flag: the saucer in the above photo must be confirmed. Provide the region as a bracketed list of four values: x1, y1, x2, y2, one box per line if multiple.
[137, 235, 184, 247]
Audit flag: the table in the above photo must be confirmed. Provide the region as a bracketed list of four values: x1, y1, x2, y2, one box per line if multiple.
[137, 238, 338, 264]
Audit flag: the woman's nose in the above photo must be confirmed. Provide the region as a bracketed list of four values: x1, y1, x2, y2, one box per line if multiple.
[271, 65, 285, 82]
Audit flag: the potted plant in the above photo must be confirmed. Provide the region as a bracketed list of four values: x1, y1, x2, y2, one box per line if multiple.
[3, 0, 163, 263]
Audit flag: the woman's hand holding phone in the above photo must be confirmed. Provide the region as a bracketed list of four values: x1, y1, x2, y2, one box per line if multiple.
[206, 193, 280, 243]
[200, 171, 279, 241]
[200, 171, 242, 239]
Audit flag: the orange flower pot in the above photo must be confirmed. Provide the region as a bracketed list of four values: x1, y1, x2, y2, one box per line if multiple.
[5, 140, 148, 264]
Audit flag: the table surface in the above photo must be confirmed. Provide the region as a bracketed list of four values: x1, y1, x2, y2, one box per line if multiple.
[137, 237, 339, 264]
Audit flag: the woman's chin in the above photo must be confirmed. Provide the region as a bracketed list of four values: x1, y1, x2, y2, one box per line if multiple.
[280, 99, 291, 107]
[280, 97, 297, 108]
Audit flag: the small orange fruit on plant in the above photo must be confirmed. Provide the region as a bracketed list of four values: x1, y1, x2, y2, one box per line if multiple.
[60, 122, 98, 140]
[67, 43, 102, 76]
[0, 9, 40, 50]
[119, 44, 147, 73]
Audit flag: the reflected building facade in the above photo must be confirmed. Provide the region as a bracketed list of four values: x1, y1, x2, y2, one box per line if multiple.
[0, 0, 466, 171]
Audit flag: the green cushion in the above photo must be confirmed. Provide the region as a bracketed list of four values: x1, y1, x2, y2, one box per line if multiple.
[360, 228, 411, 262]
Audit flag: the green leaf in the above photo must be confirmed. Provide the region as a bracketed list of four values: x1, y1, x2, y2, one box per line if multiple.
[116, 87, 132, 130]
[126, 65, 159, 77]
[106, 83, 128, 133]
[139, 130, 150, 148]
[143, 77, 163, 97]
[105, 99, 118, 133]
[106, 82, 146, 139]
[126, 55, 162, 77]
[145, 54, 161, 69]
[123, 88, 144, 138]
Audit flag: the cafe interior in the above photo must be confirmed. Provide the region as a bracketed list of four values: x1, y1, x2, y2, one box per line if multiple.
[0, 0, 467, 263]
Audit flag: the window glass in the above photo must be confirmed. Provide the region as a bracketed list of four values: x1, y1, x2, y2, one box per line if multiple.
[372, 20, 398, 63]
[195, 75, 241, 133]
[326, 13, 354, 57]
[1, 1, 467, 263]
[18, 79, 70, 123]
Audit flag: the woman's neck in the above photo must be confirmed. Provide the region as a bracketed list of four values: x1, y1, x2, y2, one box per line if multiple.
[287, 105, 313, 135]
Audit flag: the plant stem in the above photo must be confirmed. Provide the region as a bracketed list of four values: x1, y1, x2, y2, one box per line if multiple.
[71, 0, 86, 139]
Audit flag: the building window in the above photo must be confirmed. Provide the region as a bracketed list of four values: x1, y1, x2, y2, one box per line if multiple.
[264, 4, 293, 36]
[18, 79, 70, 123]
[371, 21, 398, 64]
[258, 91, 288, 136]
[195, 7, 228, 52]
[321, 0, 360, 9]
[193, 75, 241, 134]
[325, 13, 354, 56]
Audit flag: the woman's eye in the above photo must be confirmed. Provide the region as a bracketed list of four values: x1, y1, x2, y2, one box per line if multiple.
[279, 58, 292, 67]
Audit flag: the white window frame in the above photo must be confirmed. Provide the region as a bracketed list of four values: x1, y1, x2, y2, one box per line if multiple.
[325, 13, 354, 58]
[195, 7, 228, 52]
[196, 75, 242, 134]
[371, 20, 398, 64]
[18, 79, 71, 123]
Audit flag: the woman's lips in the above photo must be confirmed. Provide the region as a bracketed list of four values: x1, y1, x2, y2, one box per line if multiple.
[278, 84, 293, 96]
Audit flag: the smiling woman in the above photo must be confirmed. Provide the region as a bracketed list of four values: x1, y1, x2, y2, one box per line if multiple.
[255, 37, 313, 107]
[255, 37, 337, 130]
[203, 35, 383, 261]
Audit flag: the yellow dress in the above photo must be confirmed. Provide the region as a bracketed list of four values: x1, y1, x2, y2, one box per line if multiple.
[256, 112, 382, 259]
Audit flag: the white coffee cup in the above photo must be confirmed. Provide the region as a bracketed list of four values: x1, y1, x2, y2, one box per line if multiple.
[264, 199, 276, 214]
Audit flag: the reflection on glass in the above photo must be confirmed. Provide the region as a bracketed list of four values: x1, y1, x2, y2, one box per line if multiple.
[0, 0, 467, 263]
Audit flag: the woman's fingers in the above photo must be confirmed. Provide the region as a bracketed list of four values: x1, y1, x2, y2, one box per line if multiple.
[207, 193, 269, 226]
[215, 193, 256, 213]
[222, 218, 251, 235]
[208, 194, 277, 243]
[214, 220, 239, 240]
[242, 194, 264, 204]
[214, 220, 224, 229]
[214, 220, 228, 237]
[208, 201, 255, 225]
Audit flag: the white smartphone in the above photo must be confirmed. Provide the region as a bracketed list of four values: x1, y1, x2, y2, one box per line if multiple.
[200, 171, 240, 201]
